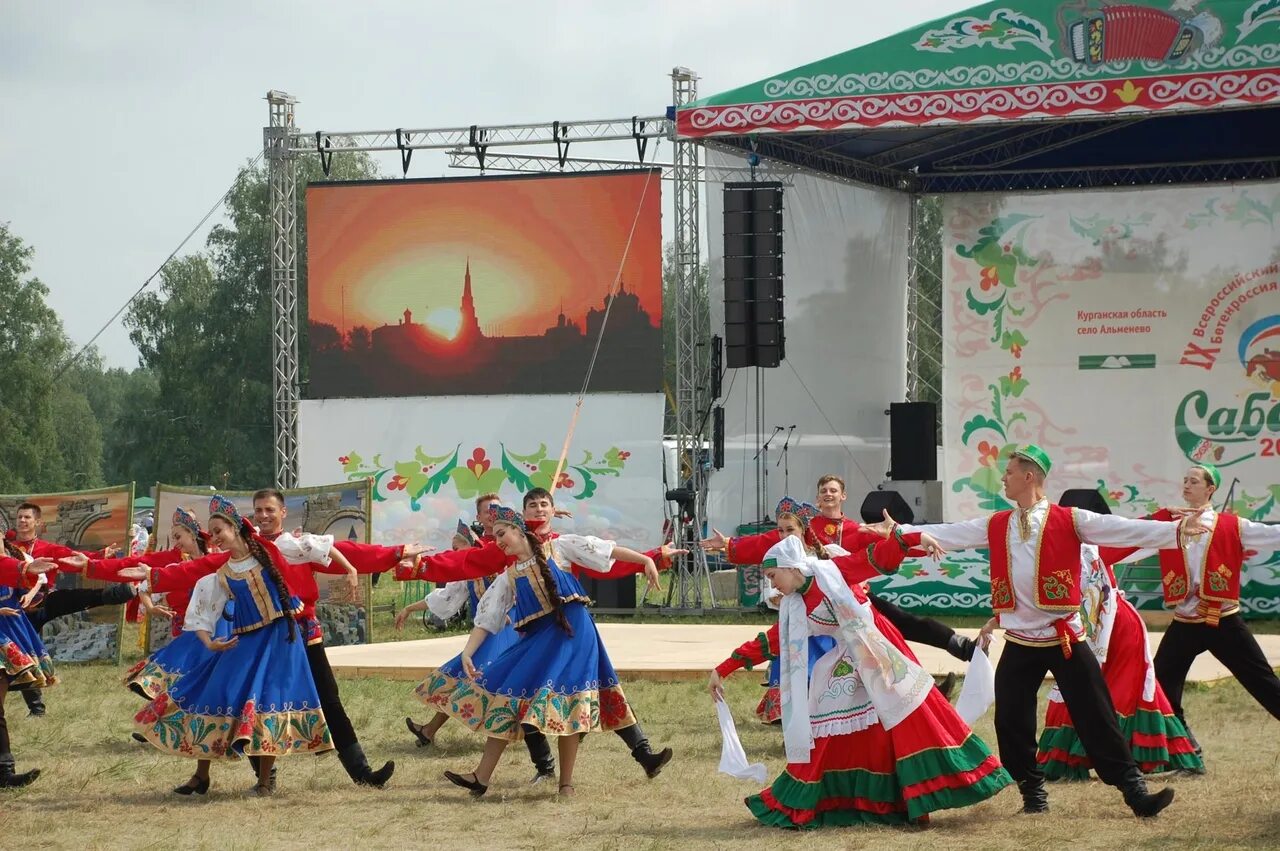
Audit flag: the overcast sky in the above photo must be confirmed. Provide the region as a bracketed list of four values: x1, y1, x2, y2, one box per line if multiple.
[2, 0, 970, 368]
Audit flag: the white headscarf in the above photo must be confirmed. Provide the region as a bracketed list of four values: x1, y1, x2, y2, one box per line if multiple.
[767, 536, 934, 763]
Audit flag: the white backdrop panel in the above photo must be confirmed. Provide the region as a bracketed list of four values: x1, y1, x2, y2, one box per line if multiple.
[299, 393, 665, 551]
[706, 148, 909, 529]
[942, 181, 1280, 520]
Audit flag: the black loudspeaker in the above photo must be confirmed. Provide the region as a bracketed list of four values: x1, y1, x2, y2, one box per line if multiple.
[723, 182, 784, 369]
[888, 401, 938, 481]
[712, 406, 725, 469]
[710, 334, 723, 399]
[579, 575, 636, 609]
[1059, 488, 1110, 514]
[859, 490, 915, 525]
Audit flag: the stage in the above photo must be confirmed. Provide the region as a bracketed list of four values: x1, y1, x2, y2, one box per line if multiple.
[326, 624, 1280, 685]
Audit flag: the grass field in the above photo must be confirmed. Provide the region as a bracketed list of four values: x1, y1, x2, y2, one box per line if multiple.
[4, 654, 1279, 850]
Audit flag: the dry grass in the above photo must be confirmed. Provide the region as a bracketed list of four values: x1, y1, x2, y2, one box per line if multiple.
[4, 659, 1280, 850]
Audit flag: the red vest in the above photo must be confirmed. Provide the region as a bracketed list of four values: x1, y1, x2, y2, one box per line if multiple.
[988, 504, 1083, 615]
[1160, 512, 1242, 626]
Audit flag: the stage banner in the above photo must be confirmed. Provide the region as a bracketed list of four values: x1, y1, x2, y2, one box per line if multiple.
[704, 147, 909, 549]
[297, 394, 666, 556]
[0, 485, 133, 662]
[153, 481, 374, 646]
[305, 170, 662, 399]
[918, 180, 1280, 618]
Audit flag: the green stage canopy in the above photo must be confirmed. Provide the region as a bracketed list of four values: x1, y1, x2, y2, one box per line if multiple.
[678, 0, 1280, 138]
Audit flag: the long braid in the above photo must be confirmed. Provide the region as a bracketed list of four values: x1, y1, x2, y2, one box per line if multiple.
[3, 538, 21, 559]
[241, 527, 298, 643]
[527, 530, 573, 636]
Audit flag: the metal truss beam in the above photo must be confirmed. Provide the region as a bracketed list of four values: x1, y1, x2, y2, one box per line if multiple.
[714, 135, 910, 191]
[932, 118, 1147, 171]
[266, 90, 300, 488]
[446, 151, 676, 178]
[919, 157, 1280, 193]
[292, 116, 670, 175]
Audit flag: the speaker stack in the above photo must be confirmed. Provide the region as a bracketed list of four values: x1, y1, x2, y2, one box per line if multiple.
[723, 182, 784, 369]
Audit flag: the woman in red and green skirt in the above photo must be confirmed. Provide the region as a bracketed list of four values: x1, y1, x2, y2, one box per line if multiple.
[1034, 545, 1202, 779]
[709, 533, 1011, 829]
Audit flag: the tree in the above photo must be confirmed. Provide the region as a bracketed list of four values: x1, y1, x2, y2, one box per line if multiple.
[124, 150, 378, 488]
[0, 223, 107, 493]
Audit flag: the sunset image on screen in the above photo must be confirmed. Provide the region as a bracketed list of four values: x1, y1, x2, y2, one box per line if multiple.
[306, 170, 663, 398]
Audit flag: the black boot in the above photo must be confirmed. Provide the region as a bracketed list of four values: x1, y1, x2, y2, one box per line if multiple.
[336, 742, 395, 788]
[1120, 770, 1175, 818]
[22, 689, 45, 718]
[947, 633, 976, 662]
[615, 724, 672, 779]
[0, 754, 40, 788]
[522, 726, 556, 784]
[1017, 778, 1049, 814]
[936, 672, 958, 702]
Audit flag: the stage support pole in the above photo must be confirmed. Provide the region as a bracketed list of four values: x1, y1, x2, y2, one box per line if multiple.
[266, 90, 301, 489]
[666, 67, 717, 611]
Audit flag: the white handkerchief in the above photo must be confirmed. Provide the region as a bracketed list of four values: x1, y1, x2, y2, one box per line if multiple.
[955, 647, 996, 726]
[715, 700, 768, 784]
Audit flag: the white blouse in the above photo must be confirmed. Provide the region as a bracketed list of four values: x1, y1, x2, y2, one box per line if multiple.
[183, 556, 258, 633]
[472, 534, 616, 634]
[425, 582, 470, 621]
[1120, 508, 1280, 621]
[905, 501, 1180, 642]
[272, 532, 334, 566]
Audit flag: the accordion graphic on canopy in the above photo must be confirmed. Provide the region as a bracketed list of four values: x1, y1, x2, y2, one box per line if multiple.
[1067, 5, 1220, 65]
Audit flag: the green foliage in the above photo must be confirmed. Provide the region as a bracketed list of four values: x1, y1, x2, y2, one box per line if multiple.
[123, 150, 378, 488]
[2, 146, 378, 496]
[0, 223, 108, 492]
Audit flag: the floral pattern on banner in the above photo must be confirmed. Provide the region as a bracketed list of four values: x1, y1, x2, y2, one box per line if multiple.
[1239, 0, 1280, 41]
[1184, 191, 1280, 230]
[950, 212, 1041, 510]
[339, 444, 631, 509]
[916, 8, 1054, 55]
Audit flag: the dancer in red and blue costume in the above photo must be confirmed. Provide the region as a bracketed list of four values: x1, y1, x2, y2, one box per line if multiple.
[78, 508, 224, 700]
[133, 496, 335, 797]
[423, 503, 665, 798]
[396, 487, 682, 778]
[0, 552, 59, 788]
[119, 488, 418, 789]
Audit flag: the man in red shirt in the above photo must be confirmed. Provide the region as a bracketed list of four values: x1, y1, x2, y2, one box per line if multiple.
[6, 502, 132, 717]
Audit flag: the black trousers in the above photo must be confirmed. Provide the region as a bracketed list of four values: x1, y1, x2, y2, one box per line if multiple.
[994, 640, 1136, 787]
[1154, 615, 1280, 723]
[20, 586, 131, 711]
[0, 676, 10, 755]
[867, 592, 956, 650]
[306, 640, 359, 750]
[26, 587, 128, 633]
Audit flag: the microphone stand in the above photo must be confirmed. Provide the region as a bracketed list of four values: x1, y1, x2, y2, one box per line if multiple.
[775, 425, 796, 497]
[1219, 477, 1239, 514]
[754, 426, 784, 525]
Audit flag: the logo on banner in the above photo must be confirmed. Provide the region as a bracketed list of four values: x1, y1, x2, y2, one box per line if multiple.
[1175, 263, 1280, 467]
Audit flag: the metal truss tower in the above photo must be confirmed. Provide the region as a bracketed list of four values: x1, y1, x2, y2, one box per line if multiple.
[666, 67, 716, 610]
[266, 90, 300, 488]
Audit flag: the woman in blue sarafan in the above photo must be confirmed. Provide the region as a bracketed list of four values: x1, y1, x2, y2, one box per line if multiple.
[0, 551, 59, 788]
[133, 495, 333, 797]
[403, 521, 558, 782]
[421, 504, 665, 798]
